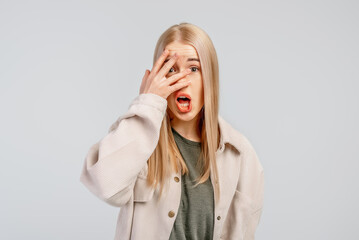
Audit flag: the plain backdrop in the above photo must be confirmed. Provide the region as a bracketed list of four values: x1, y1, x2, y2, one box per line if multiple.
[1, 0, 358, 239]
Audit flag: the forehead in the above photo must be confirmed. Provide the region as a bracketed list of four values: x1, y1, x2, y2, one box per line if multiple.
[164, 41, 198, 58]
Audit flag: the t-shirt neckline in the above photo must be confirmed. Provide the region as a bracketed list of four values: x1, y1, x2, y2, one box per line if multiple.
[171, 127, 201, 147]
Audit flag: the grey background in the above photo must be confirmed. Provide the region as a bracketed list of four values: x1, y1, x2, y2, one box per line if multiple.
[1, 0, 358, 239]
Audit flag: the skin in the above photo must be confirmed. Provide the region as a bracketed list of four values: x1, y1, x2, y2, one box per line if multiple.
[165, 41, 204, 143]
[139, 41, 204, 143]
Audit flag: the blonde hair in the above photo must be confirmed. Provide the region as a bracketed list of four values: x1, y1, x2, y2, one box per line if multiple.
[146, 22, 221, 203]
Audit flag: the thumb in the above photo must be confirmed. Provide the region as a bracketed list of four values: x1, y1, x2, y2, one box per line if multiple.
[140, 69, 150, 94]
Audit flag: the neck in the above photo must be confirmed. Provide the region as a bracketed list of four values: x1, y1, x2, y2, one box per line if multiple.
[170, 114, 202, 142]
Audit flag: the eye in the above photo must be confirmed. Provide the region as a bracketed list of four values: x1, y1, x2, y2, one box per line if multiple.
[190, 67, 199, 72]
[169, 67, 175, 73]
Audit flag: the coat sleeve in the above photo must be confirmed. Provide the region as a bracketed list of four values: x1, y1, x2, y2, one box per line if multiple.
[239, 137, 264, 240]
[79, 93, 167, 207]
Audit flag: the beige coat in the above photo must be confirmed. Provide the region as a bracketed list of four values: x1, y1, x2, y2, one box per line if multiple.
[80, 93, 264, 240]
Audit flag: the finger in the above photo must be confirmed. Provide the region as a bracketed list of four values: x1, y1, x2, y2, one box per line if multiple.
[157, 53, 178, 79]
[142, 69, 149, 80]
[168, 78, 191, 93]
[140, 69, 149, 86]
[167, 69, 191, 86]
[149, 49, 170, 79]
[139, 69, 150, 93]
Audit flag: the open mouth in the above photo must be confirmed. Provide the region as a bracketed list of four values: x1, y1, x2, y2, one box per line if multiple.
[175, 93, 192, 113]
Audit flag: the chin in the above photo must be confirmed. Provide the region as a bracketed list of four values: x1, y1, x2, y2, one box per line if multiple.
[172, 112, 199, 122]
[168, 102, 201, 122]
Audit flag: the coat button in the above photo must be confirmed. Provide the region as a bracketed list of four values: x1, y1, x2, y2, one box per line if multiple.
[174, 176, 180, 182]
[217, 215, 221, 220]
[168, 211, 175, 218]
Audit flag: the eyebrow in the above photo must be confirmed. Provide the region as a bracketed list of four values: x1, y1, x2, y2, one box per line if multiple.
[164, 57, 200, 63]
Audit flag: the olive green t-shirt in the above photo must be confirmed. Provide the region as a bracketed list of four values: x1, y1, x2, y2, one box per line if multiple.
[168, 127, 215, 240]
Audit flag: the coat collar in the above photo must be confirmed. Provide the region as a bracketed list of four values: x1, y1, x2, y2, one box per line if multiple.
[218, 115, 242, 154]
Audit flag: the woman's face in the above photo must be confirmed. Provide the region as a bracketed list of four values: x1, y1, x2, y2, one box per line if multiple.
[165, 41, 204, 123]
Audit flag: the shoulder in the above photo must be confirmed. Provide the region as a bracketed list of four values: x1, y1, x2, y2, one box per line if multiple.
[218, 115, 263, 172]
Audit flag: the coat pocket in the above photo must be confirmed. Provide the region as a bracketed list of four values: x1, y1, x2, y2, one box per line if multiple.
[133, 176, 155, 202]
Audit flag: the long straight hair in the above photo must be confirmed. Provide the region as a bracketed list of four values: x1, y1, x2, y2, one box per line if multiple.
[146, 22, 221, 203]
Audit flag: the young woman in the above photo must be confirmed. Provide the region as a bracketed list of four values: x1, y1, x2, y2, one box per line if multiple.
[80, 22, 264, 240]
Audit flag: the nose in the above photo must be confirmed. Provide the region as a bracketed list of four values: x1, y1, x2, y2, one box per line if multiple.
[178, 74, 191, 86]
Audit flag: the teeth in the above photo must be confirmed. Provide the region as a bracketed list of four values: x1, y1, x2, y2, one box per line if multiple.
[178, 96, 190, 100]
[180, 103, 189, 107]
